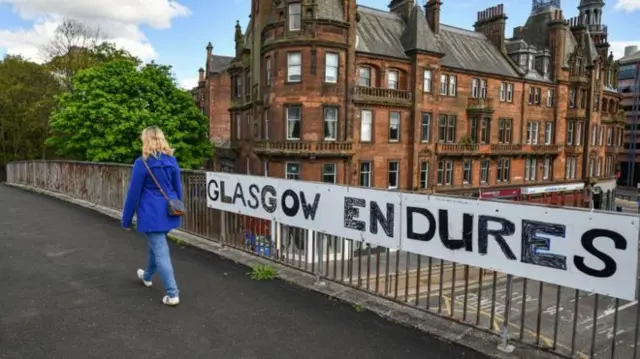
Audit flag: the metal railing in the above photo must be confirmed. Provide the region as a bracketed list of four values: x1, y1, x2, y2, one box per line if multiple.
[5, 160, 640, 359]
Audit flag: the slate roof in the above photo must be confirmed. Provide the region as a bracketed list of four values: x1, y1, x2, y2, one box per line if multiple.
[316, 0, 345, 22]
[209, 55, 234, 74]
[355, 5, 518, 78]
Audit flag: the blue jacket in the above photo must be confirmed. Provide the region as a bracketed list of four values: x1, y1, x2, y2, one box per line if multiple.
[121, 154, 183, 233]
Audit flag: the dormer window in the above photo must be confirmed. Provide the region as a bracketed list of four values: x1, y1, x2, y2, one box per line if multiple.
[288, 3, 302, 31]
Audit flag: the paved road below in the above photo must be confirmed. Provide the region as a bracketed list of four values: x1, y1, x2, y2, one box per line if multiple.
[0, 185, 488, 359]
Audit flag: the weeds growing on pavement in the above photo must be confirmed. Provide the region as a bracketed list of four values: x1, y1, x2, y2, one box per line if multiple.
[249, 264, 278, 281]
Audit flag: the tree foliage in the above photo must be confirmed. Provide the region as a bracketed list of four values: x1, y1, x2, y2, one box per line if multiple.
[47, 59, 212, 169]
[0, 55, 61, 165]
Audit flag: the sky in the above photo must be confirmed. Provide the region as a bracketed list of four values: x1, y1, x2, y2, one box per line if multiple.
[0, 0, 639, 90]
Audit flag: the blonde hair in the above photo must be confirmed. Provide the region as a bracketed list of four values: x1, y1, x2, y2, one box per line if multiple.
[141, 126, 174, 159]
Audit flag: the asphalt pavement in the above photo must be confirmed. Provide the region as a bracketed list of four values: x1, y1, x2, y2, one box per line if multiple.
[0, 185, 488, 359]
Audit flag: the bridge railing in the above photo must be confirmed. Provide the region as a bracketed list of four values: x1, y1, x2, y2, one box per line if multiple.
[5, 160, 640, 359]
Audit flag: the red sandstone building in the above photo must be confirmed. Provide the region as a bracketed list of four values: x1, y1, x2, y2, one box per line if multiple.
[220, 0, 624, 204]
[192, 43, 234, 171]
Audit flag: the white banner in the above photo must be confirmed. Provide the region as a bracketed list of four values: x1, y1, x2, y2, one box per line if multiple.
[206, 172, 640, 301]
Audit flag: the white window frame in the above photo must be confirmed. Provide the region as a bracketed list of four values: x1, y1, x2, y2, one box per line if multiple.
[325, 52, 338, 84]
[448, 75, 457, 96]
[388, 161, 399, 189]
[287, 52, 302, 82]
[419, 162, 429, 189]
[525, 158, 537, 181]
[506, 83, 513, 102]
[480, 159, 489, 184]
[322, 164, 336, 184]
[389, 112, 400, 142]
[423, 70, 432, 92]
[463, 160, 472, 184]
[387, 70, 398, 89]
[286, 162, 300, 180]
[472, 78, 479, 98]
[288, 3, 302, 31]
[567, 121, 574, 145]
[543, 157, 551, 180]
[323, 107, 338, 141]
[480, 79, 487, 98]
[546, 89, 553, 107]
[359, 67, 371, 87]
[607, 127, 613, 146]
[545, 121, 553, 145]
[360, 110, 372, 142]
[360, 162, 371, 187]
[421, 113, 431, 142]
[286, 106, 301, 140]
[500, 82, 506, 101]
[440, 74, 447, 95]
[576, 122, 582, 146]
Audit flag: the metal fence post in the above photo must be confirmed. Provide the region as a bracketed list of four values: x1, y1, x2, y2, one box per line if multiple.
[498, 274, 515, 353]
[315, 232, 326, 286]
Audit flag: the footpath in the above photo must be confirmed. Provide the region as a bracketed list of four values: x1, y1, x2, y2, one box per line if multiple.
[0, 185, 488, 359]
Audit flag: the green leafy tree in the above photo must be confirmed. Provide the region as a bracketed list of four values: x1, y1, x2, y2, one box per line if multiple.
[0, 55, 61, 165]
[47, 59, 212, 169]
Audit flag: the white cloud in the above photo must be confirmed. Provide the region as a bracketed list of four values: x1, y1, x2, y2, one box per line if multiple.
[610, 41, 640, 60]
[0, 0, 190, 63]
[179, 75, 199, 90]
[615, 0, 640, 12]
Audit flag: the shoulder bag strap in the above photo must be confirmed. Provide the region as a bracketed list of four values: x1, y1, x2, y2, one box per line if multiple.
[142, 159, 169, 200]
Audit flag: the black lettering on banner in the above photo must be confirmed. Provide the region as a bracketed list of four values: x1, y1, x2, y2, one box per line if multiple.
[232, 182, 246, 207]
[574, 229, 627, 278]
[370, 202, 394, 237]
[220, 180, 233, 204]
[521, 220, 567, 270]
[247, 184, 260, 209]
[207, 179, 219, 201]
[344, 197, 366, 231]
[281, 189, 300, 217]
[478, 215, 517, 260]
[261, 185, 277, 213]
[406, 207, 436, 242]
[438, 209, 473, 251]
[299, 192, 321, 220]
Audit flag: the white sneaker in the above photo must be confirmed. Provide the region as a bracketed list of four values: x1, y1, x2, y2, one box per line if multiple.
[162, 296, 180, 306]
[137, 269, 152, 288]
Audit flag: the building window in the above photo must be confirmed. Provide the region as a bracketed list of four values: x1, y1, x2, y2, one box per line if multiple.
[469, 116, 478, 143]
[286, 106, 301, 140]
[441, 74, 456, 96]
[497, 158, 510, 182]
[324, 107, 338, 140]
[286, 163, 300, 180]
[480, 159, 489, 184]
[480, 79, 487, 98]
[463, 160, 472, 184]
[498, 119, 511, 144]
[544, 121, 553, 145]
[507, 83, 513, 102]
[569, 89, 576, 108]
[419, 162, 429, 189]
[359, 67, 371, 87]
[525, 158, 537, 181]
[235, 113, 241, 140]
[500, 82, 506, 101]
[588, 157, 595, 177]
[596, 157, 602, 177]
[438, 114, 456, 143]
[591, 125, 597, 146]
[567, 121, 574, 145]
[528, 87, 534, 105]
[534, 88, 541, 105]
[546, 89, 554, 107]
[388, 161, 399, 189]
[607, 127, 613, 146]
[360, 162, 371, 187]
[480, 117, 490, 144]
[287, 52, 301, 82]
[576, 122, 583, 146]
[389, 112, 400, 142]
[322, 164, 336, 183]
[235, 76, 242, 98]
[387, 70, 398, 89]
[423, 70, 432, 92]
[594, 94, 600, 111]
[265, 57, 271, 86]
[598, 126, 604, 146]
[437, 160, 453, 186]
[288, 3, 302, 31]
[526, 121, 539, 145]
[471, 78, 488, 98]
[325, 53, 338, 83]
[421, 113, 431, 142]
[543, 157, 551, 180]
[566, 157, 577, 179]
[360, 110, 372, 142]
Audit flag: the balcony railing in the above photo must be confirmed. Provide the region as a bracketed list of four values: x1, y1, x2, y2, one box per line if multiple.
[436, 143, 479, 155]
[252, 141, 355, 158]
[467, 97, 494, 113]
[564, 145, 583, 153]
[490, 144, 523, 153]
[523, 144, 561, 154]
[606, 146, 622, 154]
[353, 86, 412, 106]
[569, 75, 589, 84]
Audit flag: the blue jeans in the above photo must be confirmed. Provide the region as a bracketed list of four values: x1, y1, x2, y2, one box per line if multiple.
[143, 232, 179, 298]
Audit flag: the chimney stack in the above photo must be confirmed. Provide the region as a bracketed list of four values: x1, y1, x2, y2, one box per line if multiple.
[474, 4, 507, 54]
[198, 68, 205, 83]
[388, 0, 414, 20]
[425, 0, 442, 34]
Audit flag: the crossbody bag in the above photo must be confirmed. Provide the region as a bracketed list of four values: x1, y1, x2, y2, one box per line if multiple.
[142, 159, 185, 217]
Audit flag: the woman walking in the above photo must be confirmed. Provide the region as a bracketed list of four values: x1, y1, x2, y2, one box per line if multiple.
[122, 126, 183, 306]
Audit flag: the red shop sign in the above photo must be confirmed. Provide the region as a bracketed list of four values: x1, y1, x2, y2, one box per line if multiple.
[479, 188, 521, 199]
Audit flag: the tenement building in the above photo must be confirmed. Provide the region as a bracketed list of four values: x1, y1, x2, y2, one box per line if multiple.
[618, 46, 640, 186]
[223, 0, 624, 203]
[192, 43, 234, 171]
